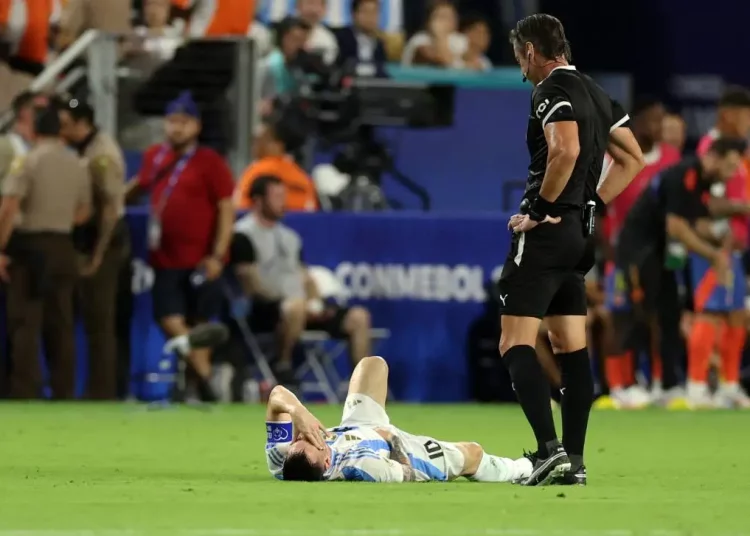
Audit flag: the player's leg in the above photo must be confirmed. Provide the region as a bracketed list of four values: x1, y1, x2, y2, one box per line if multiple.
[453, 442, 532, 483]
[716, 253, 749, 407]
[545, 271, 592, 485]
[685, 253, 723, 407]
[339, 356, 390, 428]
[498, 246, 568, 485]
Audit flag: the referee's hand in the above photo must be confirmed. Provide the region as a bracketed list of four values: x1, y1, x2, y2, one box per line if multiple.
[508, 213, 561, 233]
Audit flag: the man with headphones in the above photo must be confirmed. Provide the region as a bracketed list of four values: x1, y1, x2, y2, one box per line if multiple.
[497, 14, 643, 486]
[0, 102, 92, 399]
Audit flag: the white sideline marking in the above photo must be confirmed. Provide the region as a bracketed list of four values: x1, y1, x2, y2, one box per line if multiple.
[0, 530, 746, 536]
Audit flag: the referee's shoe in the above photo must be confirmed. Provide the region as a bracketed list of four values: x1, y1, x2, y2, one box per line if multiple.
[520, 441, 571, 486]
[552, 465, 587, 486]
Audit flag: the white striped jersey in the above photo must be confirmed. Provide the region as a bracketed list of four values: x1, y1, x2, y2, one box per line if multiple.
[256, 0, 403, 32]
[265, 422, 450, 482]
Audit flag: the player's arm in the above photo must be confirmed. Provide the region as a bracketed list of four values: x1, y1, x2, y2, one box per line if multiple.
[375, 428, 416, 482]
[598, 102, 645, 204]
[666, 213, 723, 262]
[706, 196, 750, 218]
[266, 385, 326, 449]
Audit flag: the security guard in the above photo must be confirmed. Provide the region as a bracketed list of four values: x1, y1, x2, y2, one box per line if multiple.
[0, 103, 92, 400]
[0, 92, 47, 186]
[59, 97, 128, 400]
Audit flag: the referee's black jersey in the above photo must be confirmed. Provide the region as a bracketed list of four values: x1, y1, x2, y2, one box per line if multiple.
[525, 65, 630, 206]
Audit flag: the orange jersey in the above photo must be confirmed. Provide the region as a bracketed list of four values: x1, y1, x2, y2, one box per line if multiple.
[174, 0, 255, 37]
[234, 156, 319, 212]
[0, 0, 61, 66]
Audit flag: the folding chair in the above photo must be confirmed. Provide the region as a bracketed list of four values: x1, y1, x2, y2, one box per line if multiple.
[298, 328, 391, 403]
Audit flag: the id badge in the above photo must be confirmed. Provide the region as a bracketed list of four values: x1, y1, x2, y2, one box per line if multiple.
[147, 217, 162, 250]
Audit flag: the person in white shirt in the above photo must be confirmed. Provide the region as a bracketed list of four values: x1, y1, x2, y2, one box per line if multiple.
[401, 0, 467, 69]
[265, 356, 533, 483]
[297, 0, 339, 65]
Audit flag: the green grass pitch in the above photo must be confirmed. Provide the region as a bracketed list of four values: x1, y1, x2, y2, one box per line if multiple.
[0, 403, 747, 536]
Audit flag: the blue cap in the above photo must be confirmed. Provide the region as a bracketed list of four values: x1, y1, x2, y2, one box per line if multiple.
[165, 91, 200, 119]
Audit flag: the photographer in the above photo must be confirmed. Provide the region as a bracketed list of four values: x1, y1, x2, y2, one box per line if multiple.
[259, 17, 312, 114]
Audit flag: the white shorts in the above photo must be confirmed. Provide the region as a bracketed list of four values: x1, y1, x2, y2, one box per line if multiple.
[340, 394, 465, 481]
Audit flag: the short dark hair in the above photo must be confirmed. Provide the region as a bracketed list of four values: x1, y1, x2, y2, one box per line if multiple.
[460, 12, 489, 33]
[249, 175, 283, 200]
[275, 16, 312, 48]
[718, 86, 750, 109]
[34, 103, 62, 136]
[509, 13, 571, 62]
[12, 91, 38, 116]
[707, 137, 748, 157]
[352, 0, 378, 13]
[59, 97, 95, 125]
[630, 96, 663, 119]
[281, 450, 325, 482]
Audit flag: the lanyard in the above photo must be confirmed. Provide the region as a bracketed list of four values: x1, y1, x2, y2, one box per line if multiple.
[151, 145, 196, 218]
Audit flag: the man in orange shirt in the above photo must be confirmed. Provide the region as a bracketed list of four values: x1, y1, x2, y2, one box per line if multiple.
[234, 118, 318, 212]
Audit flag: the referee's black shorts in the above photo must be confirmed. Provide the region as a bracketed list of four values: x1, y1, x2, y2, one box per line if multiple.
[497, 210, 589, 319]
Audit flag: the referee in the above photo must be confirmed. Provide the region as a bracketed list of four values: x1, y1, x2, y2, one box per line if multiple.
[498, 14, 645, 486]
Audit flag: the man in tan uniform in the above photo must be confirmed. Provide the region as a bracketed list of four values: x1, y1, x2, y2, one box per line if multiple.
[0, 104, 91, 399]
[0, 92, 48, 187]
[59, 97, 128, 400]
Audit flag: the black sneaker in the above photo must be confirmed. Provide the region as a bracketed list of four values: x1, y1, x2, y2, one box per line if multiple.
[520, 441, 571, 486]
[552, 465, 587, 486]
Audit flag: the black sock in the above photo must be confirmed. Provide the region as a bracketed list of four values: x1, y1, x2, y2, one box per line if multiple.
[559, 348, 594, 463]
[503, 345, 558, 455]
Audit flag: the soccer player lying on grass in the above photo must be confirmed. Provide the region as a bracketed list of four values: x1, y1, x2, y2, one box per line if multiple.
[266, 356, 533, 482]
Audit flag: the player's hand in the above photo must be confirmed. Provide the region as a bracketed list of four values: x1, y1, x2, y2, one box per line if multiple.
[200, 256, 224, 281]
[511, 214, 561, 233]
[290, 406, 327, 450]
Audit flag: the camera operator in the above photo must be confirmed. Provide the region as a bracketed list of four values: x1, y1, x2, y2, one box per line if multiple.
[259, 17, 312, 114]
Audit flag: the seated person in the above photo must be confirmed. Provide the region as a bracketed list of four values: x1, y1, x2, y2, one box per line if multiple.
[460, 13, 492, 72]
[230, 176, 372, 384]
[266, 356, 533, 482]
[401, 0, 467, 69]
[335, 0, 388, 78]
[296, 0, 338, 65]
[234, 116, 318, 212]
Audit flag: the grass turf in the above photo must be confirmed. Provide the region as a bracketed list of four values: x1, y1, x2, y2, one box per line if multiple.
[0, 403, 747, 536]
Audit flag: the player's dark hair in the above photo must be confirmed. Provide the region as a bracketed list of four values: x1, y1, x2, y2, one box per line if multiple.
[509, 13, 571, 62]
[707, 137, 748, 157]
[352, 0, 378, 13]
[249, 175, 284, 200]
[275, 16, 312, 48]
[460, 12, 489, 33]
[34, 103, 62, 136]
[718, 86, 750, 109]
[12, 91, 38, 117]
[282, 451, 325, 482]
[630, 96, 663, 119]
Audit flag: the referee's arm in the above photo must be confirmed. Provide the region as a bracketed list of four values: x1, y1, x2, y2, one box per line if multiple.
[534, 92, 581, 203]
[598, 100, 645, 204]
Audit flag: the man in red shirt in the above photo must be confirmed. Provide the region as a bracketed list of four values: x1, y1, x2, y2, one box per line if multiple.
[688, 87, 750, 408]
[600, 98, 680, 408]
[126, 91, 235, 402]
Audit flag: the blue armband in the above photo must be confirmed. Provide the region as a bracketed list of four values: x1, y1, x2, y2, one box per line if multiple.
[266, 421, 293, 444]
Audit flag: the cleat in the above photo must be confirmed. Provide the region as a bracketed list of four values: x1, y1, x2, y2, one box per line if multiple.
[551, 465, 587, 486]
[593, 395, 619, 410]
[520, 442, 571, 486]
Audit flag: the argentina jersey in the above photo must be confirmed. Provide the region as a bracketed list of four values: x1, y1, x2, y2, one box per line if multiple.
[257, 0, 403, 32]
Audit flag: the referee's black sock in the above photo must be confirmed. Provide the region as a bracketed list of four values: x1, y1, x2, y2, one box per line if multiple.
[558, 348, 594, 467]
[503, 345, 558, 456]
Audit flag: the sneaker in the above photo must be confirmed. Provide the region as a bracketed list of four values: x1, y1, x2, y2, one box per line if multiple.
[551, 465, 587, 486]
[520, 442, 571, 486]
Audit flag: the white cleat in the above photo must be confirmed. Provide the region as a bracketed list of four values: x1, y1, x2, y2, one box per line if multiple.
[686, 382, 714, 409]
[714, 384, 750, 409]
[624, 385, 652, 408]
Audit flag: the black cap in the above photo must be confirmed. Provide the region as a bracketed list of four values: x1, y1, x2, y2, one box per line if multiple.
[59, 97, 95, 124]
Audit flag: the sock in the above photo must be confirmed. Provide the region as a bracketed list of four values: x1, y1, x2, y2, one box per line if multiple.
[604, 354, 624, 391]
[503, 345, 558, 455]
[621, 351, 635, 386]
[687, 320, 716, 384]
[559, 348, 594, 463]
[468, 452, 526, 482]
[720, 324, 746, 385]
[651, 352, 663, 385]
